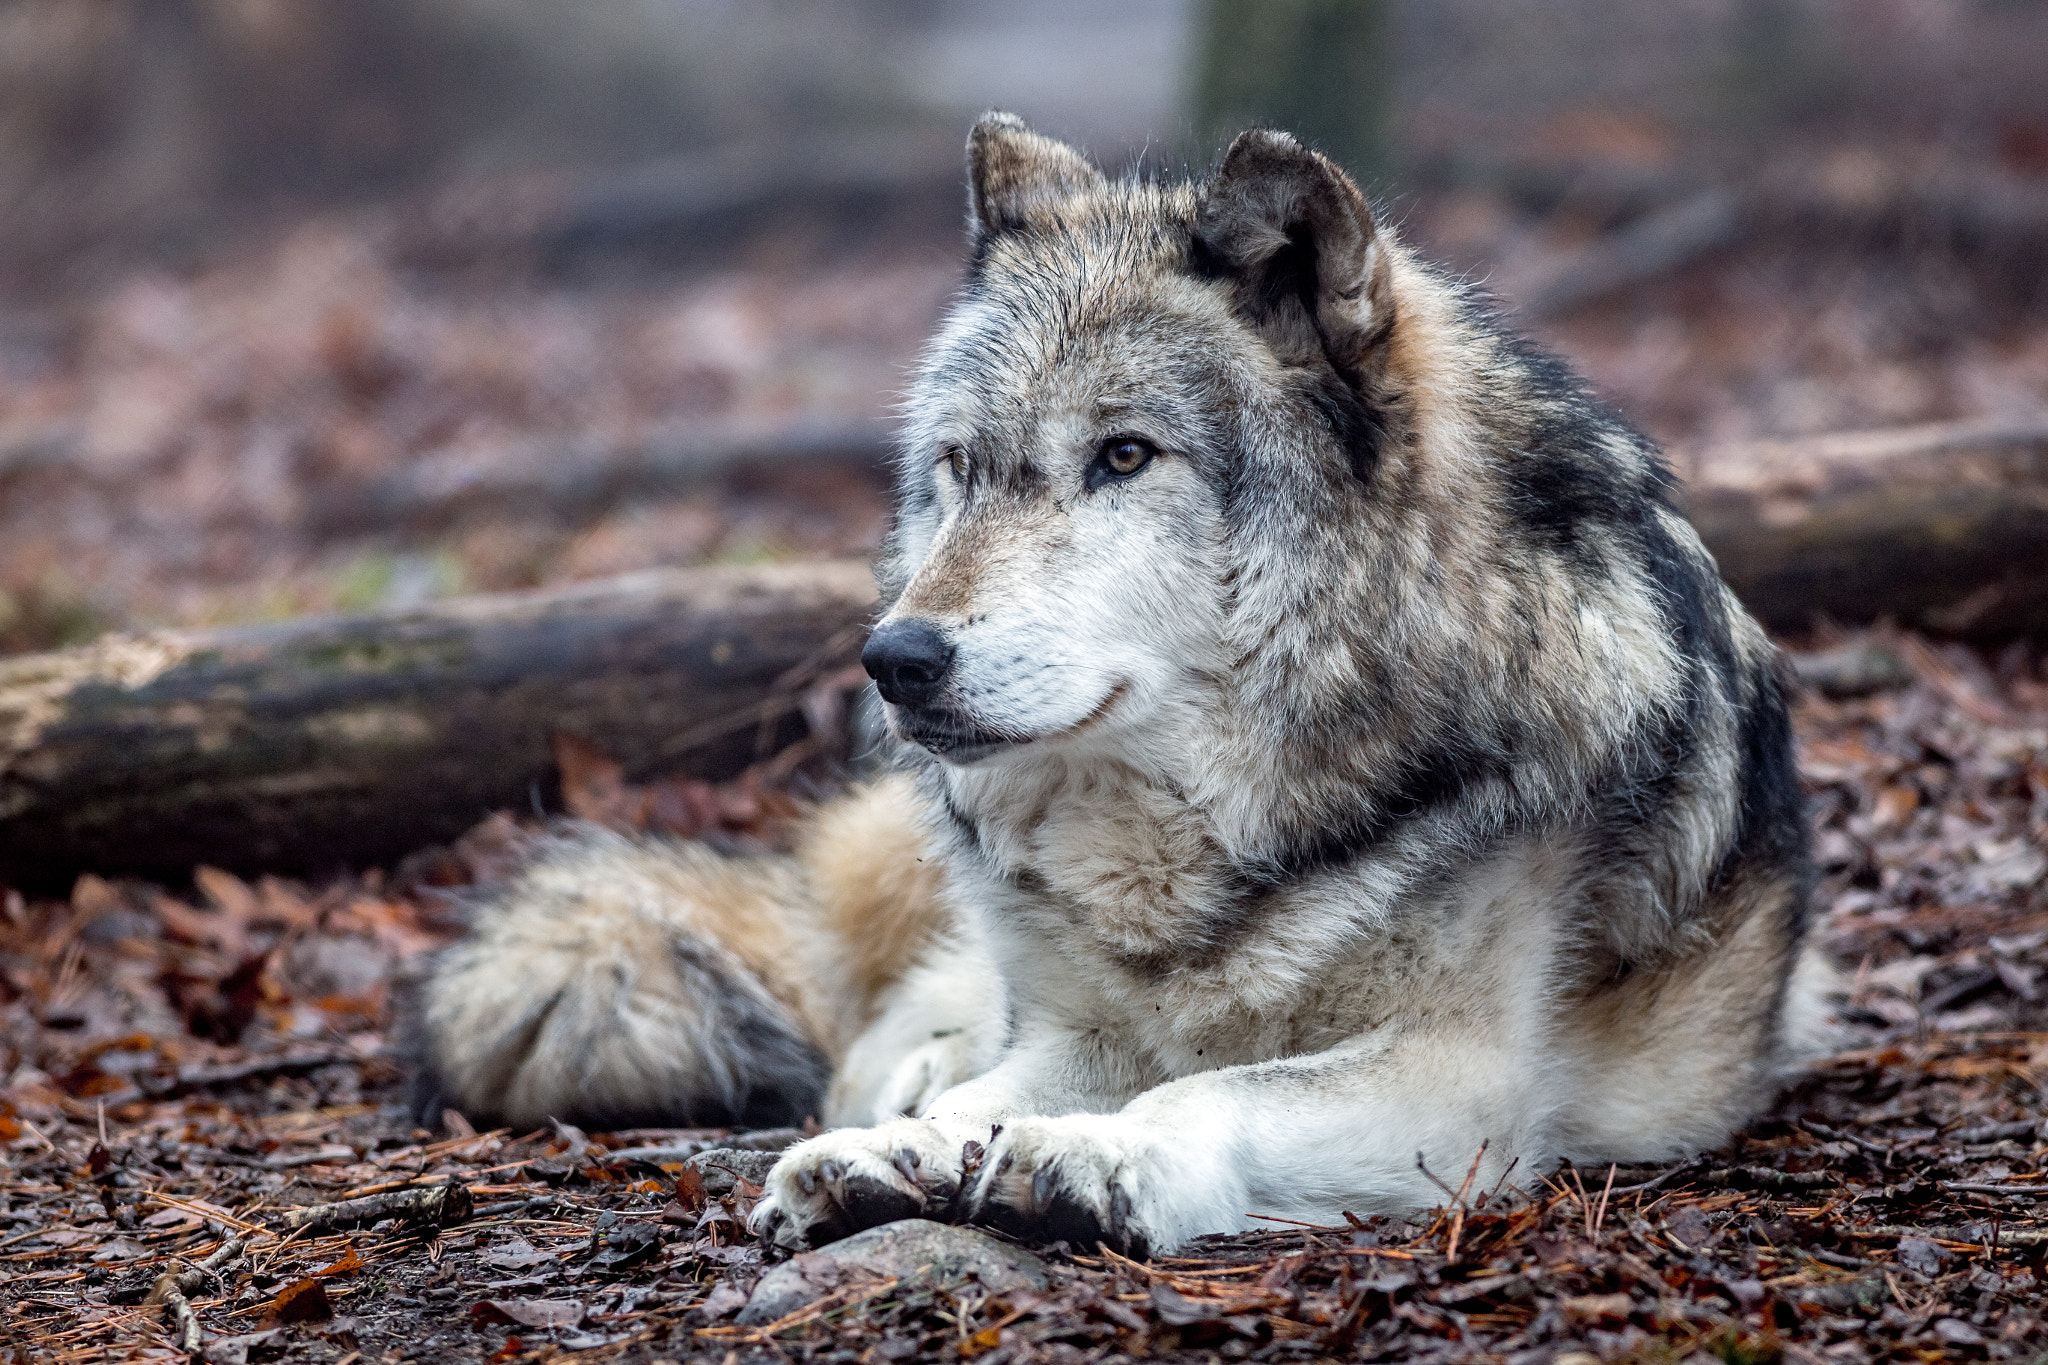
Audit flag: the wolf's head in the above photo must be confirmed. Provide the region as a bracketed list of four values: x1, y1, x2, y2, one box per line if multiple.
[868, 112, 1414, 769]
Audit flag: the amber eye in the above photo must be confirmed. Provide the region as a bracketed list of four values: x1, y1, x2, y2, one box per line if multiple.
[940, 447, 968, 483]
[1089, 438, 1156, 489]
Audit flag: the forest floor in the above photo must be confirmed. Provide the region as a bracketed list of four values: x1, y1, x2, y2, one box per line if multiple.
[6, 136, 2048, 1362]
[7, 629, 2048, 1364]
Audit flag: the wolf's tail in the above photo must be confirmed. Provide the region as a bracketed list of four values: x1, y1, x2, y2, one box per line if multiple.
[406, 775, 951, 1132]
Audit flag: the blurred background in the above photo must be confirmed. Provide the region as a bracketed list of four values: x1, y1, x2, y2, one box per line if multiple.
[1, 0, 2045, 653]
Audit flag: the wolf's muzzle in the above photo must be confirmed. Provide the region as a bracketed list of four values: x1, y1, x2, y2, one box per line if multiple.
[863, 619, 956, 707]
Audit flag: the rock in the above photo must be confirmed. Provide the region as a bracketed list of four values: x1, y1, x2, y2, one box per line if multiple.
[736, 1219, 1048, 1326]
[683, 1147, 781, 1198]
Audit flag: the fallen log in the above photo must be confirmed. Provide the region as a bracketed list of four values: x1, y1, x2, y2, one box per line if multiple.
[1683, 416, 2048, 638]
[316, 417, 893, 534]
[0, 561, 875, 891]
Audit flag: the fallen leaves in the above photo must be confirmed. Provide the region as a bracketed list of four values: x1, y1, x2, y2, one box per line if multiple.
[6, 634, 2048, 1361]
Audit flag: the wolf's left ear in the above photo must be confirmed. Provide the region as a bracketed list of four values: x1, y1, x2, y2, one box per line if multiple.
[1194, 130, 1393, 378]
[968, 111, 1106, 242]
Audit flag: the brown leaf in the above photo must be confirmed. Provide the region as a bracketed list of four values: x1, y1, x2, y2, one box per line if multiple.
[960, 1323, 1005, 1357]
[149, 888, 249, 958]
[194, 866, 261, 924]
[554, 733, 638, 828]
[1871, 783, 1920, 831]
[673, 1165, 707, 1214]
[266, 1277, 333, 1324]
[312, 1246, 364, 1278]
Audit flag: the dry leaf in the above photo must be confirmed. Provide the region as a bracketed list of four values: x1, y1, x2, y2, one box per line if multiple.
[266, 1277, 333, 1325]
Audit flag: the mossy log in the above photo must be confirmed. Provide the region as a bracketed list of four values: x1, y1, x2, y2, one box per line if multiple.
[0, 561, 874, 891]
[1684, 417, 2048, 638]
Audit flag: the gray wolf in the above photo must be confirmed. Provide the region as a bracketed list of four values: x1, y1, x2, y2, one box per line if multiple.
[413, 113, 1831, 1255]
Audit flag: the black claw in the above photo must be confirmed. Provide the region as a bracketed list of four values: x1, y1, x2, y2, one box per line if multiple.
[1031, 1164, 1057, 1213]
[819, 1159, 845, 1183]
[796, 1168, 817, 1196]
[893, 1147, 920, 1183]
[973, 1165, 1150, 1257]
[801, 1172, 924, 1247]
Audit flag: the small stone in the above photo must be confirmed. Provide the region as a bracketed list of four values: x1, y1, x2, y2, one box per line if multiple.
[696, 1281, 749, 1321]
[1896, 1237, 1949, 1276]
[737, 1219, 1048, 1326]
[683, 1148, 780, 1198]
[1932, 1318, 1983, 1346]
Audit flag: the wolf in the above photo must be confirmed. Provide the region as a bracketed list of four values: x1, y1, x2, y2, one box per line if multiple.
[413, 113, 1832, 1255]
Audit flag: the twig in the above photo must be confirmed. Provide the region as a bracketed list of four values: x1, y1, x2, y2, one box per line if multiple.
[1592, 1163, 1618, 1238]
[1444, 1141, 1489, 1263]
[146, 1194, 266, 1237]
[1949, 1119, 2041, 1145]
[88, 1051, 357, 1107]
[1846, 1224, 2048, 1249]
[1607, 1156, 1705, 1197]
[1570, 1167, 1594, 1241]
[1798, 1119, 1896, 1167]
[145, 1233, 247, 1358]
[279, 1182, 474, 1236]
[1414, 1152, 1461, 1204]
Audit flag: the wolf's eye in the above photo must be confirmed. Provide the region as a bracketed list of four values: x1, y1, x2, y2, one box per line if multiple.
[1088, 437, 1155, 489]
[940, 447, 968, 483]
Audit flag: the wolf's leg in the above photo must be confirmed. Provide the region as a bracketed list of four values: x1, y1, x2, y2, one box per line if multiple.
[756, 1009, 1554, 1253]
[825, 932, 1002, 1126]
[1555, 869, 1834, 1161]
[956, 1034, 1549, 1254]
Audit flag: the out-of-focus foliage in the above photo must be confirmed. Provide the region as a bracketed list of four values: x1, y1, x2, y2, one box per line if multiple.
[0, 0, 919, 293]
[1188, 0, 1393, 185]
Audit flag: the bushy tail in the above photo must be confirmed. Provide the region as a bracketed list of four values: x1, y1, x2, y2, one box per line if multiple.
[408, 775, 949, 1132]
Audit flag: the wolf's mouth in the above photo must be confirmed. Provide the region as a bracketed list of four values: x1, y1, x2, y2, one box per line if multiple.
[891, 708, 1034, 763]
[891, 683, 1130, 764]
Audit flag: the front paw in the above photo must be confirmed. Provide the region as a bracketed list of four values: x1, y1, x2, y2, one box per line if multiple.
[751, 1118, 967, 1248]
[969, 1116, 1154, 1257]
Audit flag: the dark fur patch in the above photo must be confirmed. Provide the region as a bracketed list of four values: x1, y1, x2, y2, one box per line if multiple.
[1717, 658, 1812, 914]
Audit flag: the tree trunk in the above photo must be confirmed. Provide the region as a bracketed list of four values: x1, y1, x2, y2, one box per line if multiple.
[1187, 0, 1393, 185]
[1683, 417, 2048, 638]
[0, 562, 875, 891]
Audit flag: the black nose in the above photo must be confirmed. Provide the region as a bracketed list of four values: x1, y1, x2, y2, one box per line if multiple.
[863, 620, 956, 707]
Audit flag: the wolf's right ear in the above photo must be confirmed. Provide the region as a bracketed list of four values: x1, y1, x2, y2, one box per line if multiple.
[968, 112, 1105, 242]
[1194, 130, 1393, 379]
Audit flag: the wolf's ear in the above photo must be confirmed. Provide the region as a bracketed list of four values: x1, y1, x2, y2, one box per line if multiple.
[968, 111, 1105, 241]
[1194, 130, 1393, 377]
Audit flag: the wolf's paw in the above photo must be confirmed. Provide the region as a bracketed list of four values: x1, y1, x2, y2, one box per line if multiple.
[751, 1118, 968, 1248]
[968, 1116, 1156, 1257]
